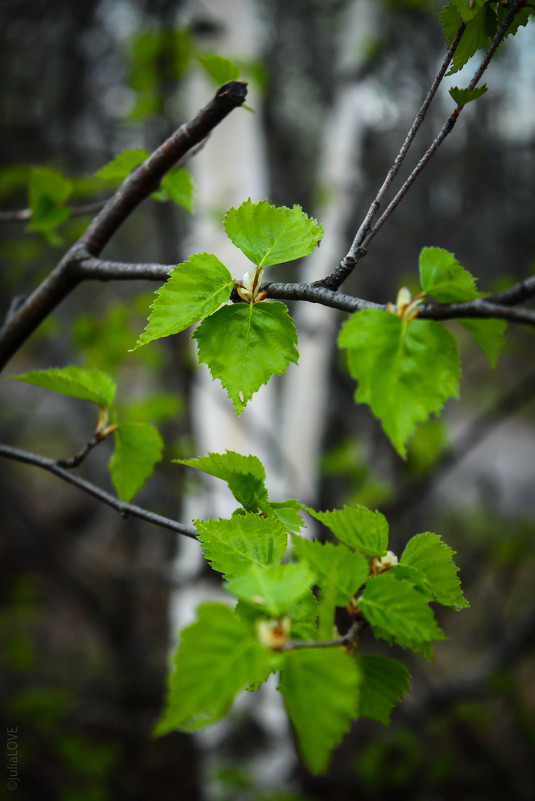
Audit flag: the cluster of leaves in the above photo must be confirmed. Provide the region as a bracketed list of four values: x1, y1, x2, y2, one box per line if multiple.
[339, 246, 507, 457]
[11, 366, 163, 502]
[135, 197, 505, 457]
[156, 450, 468, 773]
[134, 199, 323, 414]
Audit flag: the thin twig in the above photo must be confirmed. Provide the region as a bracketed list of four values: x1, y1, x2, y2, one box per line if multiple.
[0, 442, 198, 539]
[283, 618, 366, 651]
[264, 281, 535, 326]
[318, 22, 466, 290]
[56, 434, 104, 469]
[363, 0, 524, 249]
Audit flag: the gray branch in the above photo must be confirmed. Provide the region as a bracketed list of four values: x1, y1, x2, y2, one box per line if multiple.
[0, 442, 198, 540]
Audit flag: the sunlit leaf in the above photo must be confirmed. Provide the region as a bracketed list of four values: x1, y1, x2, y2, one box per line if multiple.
[109, 422, 163, 502]
[194, 300, 298, 414]
[12, 366, 116, 408]
[224, 199, 323, 267]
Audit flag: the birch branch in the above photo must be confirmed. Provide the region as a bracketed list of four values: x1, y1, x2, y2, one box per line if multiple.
[0, 442, 198, 540]
[0, 82, 247, 372]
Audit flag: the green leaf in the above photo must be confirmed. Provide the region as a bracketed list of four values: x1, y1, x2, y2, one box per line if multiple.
[449, 85, 487, 108]
[447, 4, 497, 75]
[440, 1, 463, 47]
[400, 532, 469, 610]
[287, 591, 319, 641]
[160, 168, 194, 212]
[195, 513, 288, 580]
[95, 149, 149, 181]
[359, 573, 445, 649]
[109, 422, 163, 502]
[338, 310, 460, 458]
[27, 167, 72, 233]
[265, 499, 304, 533]
[306, 505, 388, 557]
[452, 0, 485, 23]
[291, 535, 369, 607]
[194, 301, 298, 414]
[133, 253, 234, 349]
[358, 654, 411, 726]
[279, 648, 360, 773]
[419, 247, 481, 302]
[418, 248, 507, 368]
[11, 366, 116, 408]
[178, 449, 266, 485]
[224, 199, 323, 267]
[227, 563, 315, 616]
[155, 602, 274, 734]
[198, 54, 241, 84]
[176, 450, 268, 510]
[459, 318, 507, 369]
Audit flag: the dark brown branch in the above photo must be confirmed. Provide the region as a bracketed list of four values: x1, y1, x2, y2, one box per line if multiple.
[487, 275, 535, 306]
[56, 434, 105, 469]
[81, 81, 247, 255]
[0, 82, 247, 372]
[0, 442, 198, 539]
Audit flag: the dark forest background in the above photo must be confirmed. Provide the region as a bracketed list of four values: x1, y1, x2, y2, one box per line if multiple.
[1, 1, 535, 799]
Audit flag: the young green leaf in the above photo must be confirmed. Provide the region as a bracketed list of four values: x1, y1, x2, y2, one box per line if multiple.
[265, 499, 304, 533]
[194, 300, 298, 414]
[226, 563, 315, 616]
[452, 0, 485, 24]
[307, 505, 388, 557]
[160, 168, 194, 212]
[109, 422, 163, 502]
[291, 535, 369, 607]
[338, 310, 460, 458]
[279, 647, 360, 774]
[195, 513, 288, 580]
[358, 654, 411, 726]
[400, 532, 469, 610]
[155, 602, 274, 734]
[95, 149, 149, 181]
[11, 366, 116, 408]
[449, 85, 488, 108]
[418, 248, 507, 367]
[177, 450, 268, 510]
[27, 167, 72, 233]
[359, 572, 445, 649]
[224, 199, 323, 267]
[458, 318, 507, 369]
[133, 253, 234, 349]
[419, 247, 481, 303]
[197, 54, 241, 84]
[178, 449, 266, 484]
